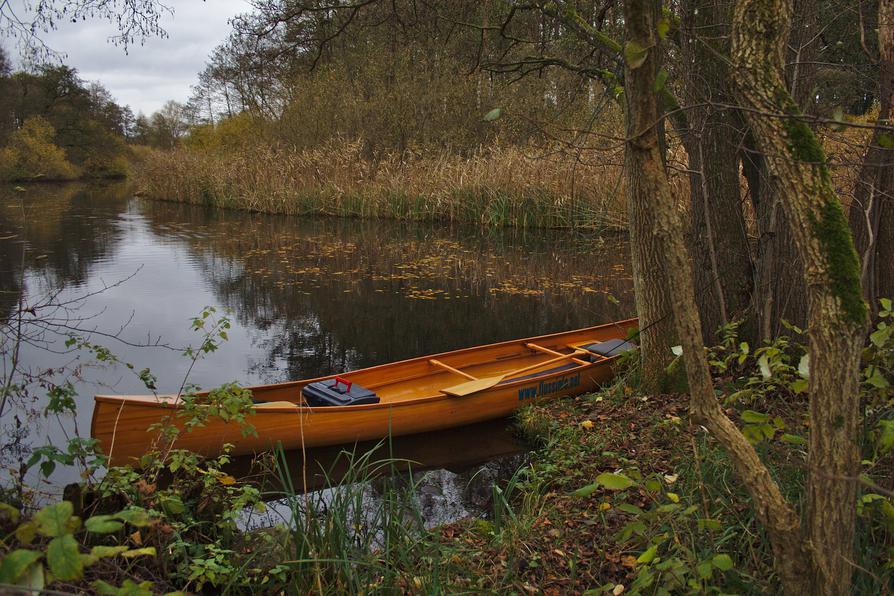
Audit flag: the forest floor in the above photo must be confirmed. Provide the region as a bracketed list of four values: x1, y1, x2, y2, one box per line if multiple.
[419, 379, 786, 595]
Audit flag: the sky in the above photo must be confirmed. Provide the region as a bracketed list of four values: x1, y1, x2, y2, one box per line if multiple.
[7, 0, 249, 115]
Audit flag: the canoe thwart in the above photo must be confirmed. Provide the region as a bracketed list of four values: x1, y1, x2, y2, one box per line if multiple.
[526, 342, 590, 366]
[442, 350, 589, 397]
[429, 359, 477, 380]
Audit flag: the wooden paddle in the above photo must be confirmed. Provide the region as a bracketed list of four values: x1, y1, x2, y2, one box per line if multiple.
[442, 350, 588, 397]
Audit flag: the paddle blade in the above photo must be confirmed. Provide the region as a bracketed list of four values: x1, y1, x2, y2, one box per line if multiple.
[442, 376, 503, 397]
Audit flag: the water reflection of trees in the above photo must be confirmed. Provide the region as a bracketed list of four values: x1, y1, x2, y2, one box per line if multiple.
[0, 182, 130, 320]
[137, 200, 635, 382]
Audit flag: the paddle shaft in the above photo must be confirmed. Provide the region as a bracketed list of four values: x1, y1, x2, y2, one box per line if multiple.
[504, 350, 589, 379]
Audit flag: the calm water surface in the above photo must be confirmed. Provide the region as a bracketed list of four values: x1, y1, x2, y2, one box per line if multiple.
[0, 181, 634, 495]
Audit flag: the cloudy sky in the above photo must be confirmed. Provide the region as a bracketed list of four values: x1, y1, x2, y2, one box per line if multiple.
[8, 0, 249, 115]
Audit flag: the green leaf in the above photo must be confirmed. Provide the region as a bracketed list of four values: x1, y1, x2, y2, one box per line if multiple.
[876, 420, 894, 454]
[781, 433, 807, 446]
[15, 521, 37, 544]
[867, 366, 890, 389]
[160, 495, 186, 516]
[798, 354, 810, 378]
[85, 515, 125, 534]
[0, 502, 20, 525]
[90, 545, 130, 559]
[116, 508, 151, 527]
[20, 560, 44, 591]
[482, 108, 502, 122]
[34, 501, 73, 538]
[880, 298, 892, 312]
[741, 410, 769, 424]
[697, 560, 714, 579]
[572, 483, 600, 497]
[656, 17, 671, 39]
[757, 354, 771, 379]
[94, 579, 155, 596]
[712, 553, 734, 571]
[596, 472, 635, 490]
[742, 425, 764, 444]
[791, 378, 808, 394]
[870, 324, 892, 348]
[637, 545, 658, 564]
[47, 534, 83, 581]
[697, 518, 721, 531]
[624, 40, 649, 69]
[121, 547, 157, 558]
[617, 503, 644, 515]
[878, 132, 894, 149]
[653, 69, 669, 92]
[0, 549, 43, 584]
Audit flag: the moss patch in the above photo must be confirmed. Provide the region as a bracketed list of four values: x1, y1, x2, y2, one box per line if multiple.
[808, 198, 867, 326]
[775, 86, 866, 326]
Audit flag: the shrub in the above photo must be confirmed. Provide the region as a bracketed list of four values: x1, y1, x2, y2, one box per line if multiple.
[0, 117, 79, 181]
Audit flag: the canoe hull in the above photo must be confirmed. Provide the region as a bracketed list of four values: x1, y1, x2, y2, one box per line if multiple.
[92, 318, 636, 466]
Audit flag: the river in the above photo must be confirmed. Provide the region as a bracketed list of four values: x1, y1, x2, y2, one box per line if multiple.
[0, 181, 634, 509]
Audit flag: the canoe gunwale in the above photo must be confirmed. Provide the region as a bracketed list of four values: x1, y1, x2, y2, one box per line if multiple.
[94, 357, 613, 414]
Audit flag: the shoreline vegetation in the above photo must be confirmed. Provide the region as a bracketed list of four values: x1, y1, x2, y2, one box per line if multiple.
[132, 141, 631, 230]
[3, 318, 891, 593]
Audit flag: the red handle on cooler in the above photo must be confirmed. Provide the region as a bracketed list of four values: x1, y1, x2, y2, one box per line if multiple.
[334, 376, 352, 393]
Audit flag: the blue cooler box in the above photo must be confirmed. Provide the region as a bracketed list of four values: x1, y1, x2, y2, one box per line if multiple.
[302, 377, 380, 407]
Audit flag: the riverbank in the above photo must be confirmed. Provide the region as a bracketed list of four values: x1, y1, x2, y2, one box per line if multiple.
[133, 142, 630, 230]
[2, 320, 892, 593]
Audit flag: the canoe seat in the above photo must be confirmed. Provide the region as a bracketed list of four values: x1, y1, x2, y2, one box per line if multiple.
[254, 401, 300, 409]
[582, 339, 637, 360]
[499, 362, 578, 384]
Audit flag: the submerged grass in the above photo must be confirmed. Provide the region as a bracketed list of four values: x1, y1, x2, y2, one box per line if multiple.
[132, 141, 629, 231]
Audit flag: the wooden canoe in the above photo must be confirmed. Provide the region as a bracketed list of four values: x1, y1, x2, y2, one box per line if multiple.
[92, 318, 638, 466]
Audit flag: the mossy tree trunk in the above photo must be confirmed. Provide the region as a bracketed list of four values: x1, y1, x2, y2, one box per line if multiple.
[849, 0, 894, 317]
[622, 0, 810, 589]
[731, 0, 868, 592]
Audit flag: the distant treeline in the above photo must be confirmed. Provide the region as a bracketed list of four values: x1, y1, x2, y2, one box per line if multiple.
[0, 47, 191, 182]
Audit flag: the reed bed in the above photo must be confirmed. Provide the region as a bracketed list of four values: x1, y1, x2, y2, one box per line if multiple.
[133, 141, 628, 230]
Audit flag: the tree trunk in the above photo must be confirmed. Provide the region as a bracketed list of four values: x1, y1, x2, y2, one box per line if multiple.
[680, 0, 754, 342]
[849, 0, 894, 317]
[618, 2, 679, 391]
[732, 0, 869, 593]
[742, 0, 818, 338]
[622, 0, 809, 590]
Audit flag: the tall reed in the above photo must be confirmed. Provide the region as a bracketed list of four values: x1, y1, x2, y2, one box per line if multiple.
[267, 443, 455, 593]
[133, 141, 629, 231]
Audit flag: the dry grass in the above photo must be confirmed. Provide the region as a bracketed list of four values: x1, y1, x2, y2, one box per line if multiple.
[132, 140, 629, 230]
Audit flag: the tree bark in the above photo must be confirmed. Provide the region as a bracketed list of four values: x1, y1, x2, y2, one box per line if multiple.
[742, 0, 818, 338]
[621, 7, 679, 392]
[732, 0, 869, 592]
[622, 0, 810, 590]
[849, 0, 894, 317]
[680, 0, 754, 342]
